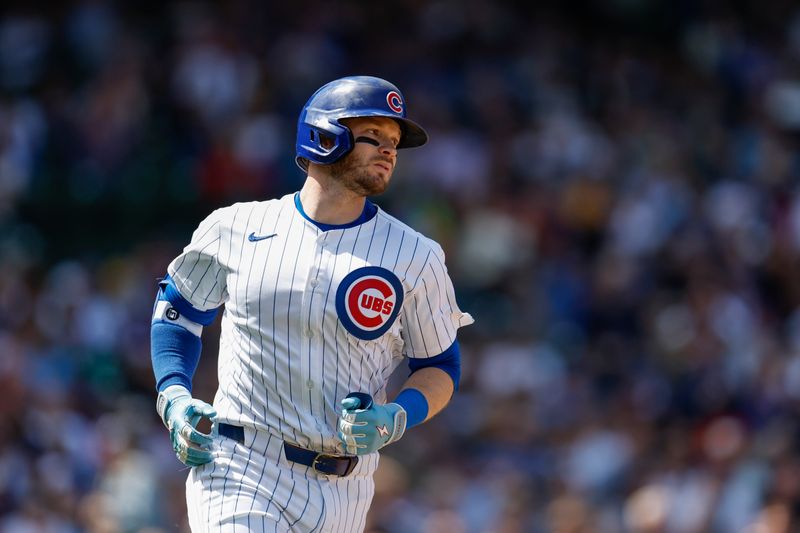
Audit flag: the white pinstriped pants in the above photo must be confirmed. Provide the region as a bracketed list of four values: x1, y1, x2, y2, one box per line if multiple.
[186, 426, 378, 532]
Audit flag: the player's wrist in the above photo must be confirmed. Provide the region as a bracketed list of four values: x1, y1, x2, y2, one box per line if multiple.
[156, 384, 192, 428]
[383, 402, 407, 445]
[392, 388, 428, 430]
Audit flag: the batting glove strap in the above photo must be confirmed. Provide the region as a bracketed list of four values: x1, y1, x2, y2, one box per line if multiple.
[384, 403, 407, 445]
[156, 385, 192, 428]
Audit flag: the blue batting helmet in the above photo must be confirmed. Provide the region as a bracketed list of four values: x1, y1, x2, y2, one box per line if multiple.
[295, 76, 428, 171]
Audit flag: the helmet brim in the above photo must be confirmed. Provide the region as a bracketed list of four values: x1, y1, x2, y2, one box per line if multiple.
[394, 117, 428, 149]
[333, 112, 428, 149]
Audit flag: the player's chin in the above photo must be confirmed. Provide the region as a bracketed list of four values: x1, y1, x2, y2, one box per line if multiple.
[354, 173, 390, 196]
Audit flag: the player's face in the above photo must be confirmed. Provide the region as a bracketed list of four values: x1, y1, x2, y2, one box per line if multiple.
[328, 117, 401, 196]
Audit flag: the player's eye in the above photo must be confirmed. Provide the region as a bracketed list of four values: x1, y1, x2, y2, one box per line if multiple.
[376, 131, 399, 148]
[356, 128, 398, 149]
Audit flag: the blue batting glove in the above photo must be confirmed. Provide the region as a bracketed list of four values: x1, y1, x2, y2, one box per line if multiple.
[156, 385, 217, 467]
[338, 392, 407, 455]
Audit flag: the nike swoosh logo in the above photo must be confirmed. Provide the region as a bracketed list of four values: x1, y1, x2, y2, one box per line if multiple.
[248, 232, 277, 242]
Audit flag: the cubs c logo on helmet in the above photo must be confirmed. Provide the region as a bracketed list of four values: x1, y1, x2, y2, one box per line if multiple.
[336, 266, 404, 340]
[386, 91, 403, 114]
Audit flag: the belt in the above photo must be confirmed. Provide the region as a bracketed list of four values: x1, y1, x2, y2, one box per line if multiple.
[217, 422, 358, 477]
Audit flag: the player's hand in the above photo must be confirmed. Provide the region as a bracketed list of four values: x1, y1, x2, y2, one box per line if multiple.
[157, 385, 217, 467]
[337, 392, 407, 455]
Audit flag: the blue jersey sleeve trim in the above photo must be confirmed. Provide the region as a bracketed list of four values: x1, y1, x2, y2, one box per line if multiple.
[408, 340, 462, 390]
[294, 192, 378, 231]
[151, 320, 202, 392]
[394, 388, 428, 429]
[159, 275, 219, 326]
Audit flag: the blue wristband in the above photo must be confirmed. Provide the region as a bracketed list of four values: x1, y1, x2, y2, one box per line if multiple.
[393, 388, 428, 429]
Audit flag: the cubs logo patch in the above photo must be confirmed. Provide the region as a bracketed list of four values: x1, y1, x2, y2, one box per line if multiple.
[386, 91, 403, 114]
[336, 266, 404, 340]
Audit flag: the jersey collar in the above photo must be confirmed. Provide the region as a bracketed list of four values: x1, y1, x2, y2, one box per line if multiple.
[294, 192, 378, 232]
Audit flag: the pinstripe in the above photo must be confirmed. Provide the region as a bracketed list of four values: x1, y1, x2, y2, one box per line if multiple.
[201, 278, 220, 308]
[353, 477, 363, 532]
[331, 316, 345, 435]
[429, 248, 461, 314]
[403, 236, 421, 280]
[231, 204, 263, 529]
[202, 207, 241, 528]
[353, 217, 380, 401]
[404, 248, 433, 357]
[363, 213, 379, 263]
[255, 203, 281, 420]
[251, 202, 284, 533]
[285, 214, 308, 438]
[321, 230, 346, 435]
[218, 204, 253, 531]
[246, 433, 272, 526]
[172, 218, 220, 274]
[309, 478, 326, 532]
[230, 204, 256, 422]
[365, 341, 383, 393]
[339, 222, 363, 415]
[345, 336, 354, 422]
[342, 479, 354, 533]
[378, 223, 391, 266]
[426, 262, 457, 343]
[412, 295, 430, 355]
[402, 290, 418, 356]
[263, 468, 283, 526]
[192, 216, 221, 243]
[391, 229, 405, 270]
[271, 208, 298, 443]
[409, 249, 432, 287]
[288, 473, 311, 529]
[332, 480, 345, 533]
[421, 278, 444, 353]
[305, 227, 324, 430]
[188, 260, 217, 300]
[173, 237, 221, 296]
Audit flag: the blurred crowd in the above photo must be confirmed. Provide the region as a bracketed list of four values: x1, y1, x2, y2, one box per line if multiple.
[3, 0, 800, 531]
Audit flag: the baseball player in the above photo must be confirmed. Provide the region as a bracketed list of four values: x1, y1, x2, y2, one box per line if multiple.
[151, 75, 473, 532]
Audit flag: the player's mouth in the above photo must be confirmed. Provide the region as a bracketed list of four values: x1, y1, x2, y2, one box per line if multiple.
[372, 159, 393, 172]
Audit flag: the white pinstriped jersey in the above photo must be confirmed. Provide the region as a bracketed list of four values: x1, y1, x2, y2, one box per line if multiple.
[168, 192, 473, 454]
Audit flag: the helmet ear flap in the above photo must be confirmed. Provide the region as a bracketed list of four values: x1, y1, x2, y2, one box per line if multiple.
[295, 122, 355, 170]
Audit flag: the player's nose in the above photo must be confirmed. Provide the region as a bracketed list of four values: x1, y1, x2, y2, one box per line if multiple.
[379, 142, 397, 158]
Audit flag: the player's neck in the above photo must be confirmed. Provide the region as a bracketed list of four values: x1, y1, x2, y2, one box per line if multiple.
[299, 177, 366, 225]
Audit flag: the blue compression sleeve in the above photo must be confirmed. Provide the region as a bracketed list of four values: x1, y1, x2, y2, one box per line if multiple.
[407, 340, 462, 390]
[151, 321, 201, 392]
[151, 277, 215, 392]
[394, 388, 428, 429]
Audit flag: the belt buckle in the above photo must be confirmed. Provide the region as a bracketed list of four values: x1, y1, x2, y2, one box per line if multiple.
[311, 452, 357, 476]
[312, 452, 332, 475]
